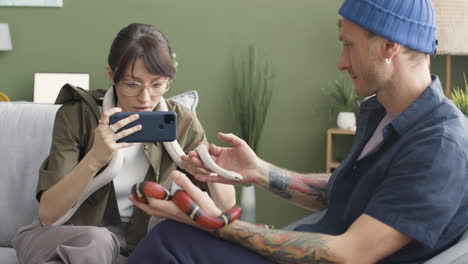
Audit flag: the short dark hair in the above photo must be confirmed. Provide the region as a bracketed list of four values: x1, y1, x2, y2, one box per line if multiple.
[108, 23, 176, 84]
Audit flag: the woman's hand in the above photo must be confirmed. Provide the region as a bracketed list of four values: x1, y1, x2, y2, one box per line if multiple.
[180, 143, 237, 212]
[129, 171, 223, 231]
[182, 132, 264, 185]
[88, 107, 142, 167]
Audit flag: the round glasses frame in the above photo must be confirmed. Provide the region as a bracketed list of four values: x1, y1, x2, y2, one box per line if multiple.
[117, 80, 170, 97]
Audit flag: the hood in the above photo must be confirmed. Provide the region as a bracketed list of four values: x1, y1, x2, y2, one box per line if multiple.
[54, 83, 107, 120]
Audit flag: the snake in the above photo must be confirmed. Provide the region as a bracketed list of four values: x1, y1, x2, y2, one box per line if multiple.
[131, 181, 243, 229]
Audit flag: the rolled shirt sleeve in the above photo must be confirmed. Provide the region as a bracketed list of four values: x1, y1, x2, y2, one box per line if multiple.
[37, 104, 85, 197]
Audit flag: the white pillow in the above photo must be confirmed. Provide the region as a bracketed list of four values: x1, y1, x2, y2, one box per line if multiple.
[168, 90, 198, 113]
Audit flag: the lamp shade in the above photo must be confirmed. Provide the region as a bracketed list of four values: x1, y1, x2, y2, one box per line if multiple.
[0, 23, 12, 51]
[433, 0, 468, 55]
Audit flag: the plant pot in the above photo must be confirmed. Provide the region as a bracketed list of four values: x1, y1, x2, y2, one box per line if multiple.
[337, 112, 356, 131]
[240, 185, 256, 223]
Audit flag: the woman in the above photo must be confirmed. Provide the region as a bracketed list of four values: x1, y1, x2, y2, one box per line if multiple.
[12, 23, 235, 263]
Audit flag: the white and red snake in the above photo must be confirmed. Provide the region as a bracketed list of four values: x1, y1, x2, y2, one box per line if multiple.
[131, 181, 243, 229]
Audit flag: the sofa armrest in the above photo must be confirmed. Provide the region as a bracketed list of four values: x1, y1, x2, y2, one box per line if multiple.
[425, 229, 468, 264]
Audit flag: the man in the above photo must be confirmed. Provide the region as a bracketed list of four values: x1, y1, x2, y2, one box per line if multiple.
[128, 0, 468, 263]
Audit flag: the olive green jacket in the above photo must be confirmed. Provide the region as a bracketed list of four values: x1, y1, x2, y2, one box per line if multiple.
[37, 84, 208, 251]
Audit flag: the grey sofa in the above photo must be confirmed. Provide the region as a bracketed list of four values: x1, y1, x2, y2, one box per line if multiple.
[1, 99, 468, 264]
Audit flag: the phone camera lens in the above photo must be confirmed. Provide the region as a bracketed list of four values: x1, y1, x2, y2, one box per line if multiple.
[164, 114, 175, 124]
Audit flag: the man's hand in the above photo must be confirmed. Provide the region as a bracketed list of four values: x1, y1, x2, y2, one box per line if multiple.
[182, 132, 265, 185]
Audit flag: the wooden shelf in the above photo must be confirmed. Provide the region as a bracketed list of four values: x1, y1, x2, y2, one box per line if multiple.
[326, 128, 356, 173]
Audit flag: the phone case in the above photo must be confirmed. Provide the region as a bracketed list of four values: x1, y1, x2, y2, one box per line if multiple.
[109, 111, 177, 143]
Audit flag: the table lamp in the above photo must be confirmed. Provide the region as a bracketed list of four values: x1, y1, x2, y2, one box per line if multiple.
[432, 0, 468, 96]
[0, 23, 12, 51]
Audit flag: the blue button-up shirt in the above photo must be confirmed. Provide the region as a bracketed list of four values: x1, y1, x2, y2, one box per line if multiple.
[296, 76, 468, 263]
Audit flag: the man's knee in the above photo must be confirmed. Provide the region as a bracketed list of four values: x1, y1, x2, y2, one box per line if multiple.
[148, 220, 186, 243]
[128, 221, 188, 263]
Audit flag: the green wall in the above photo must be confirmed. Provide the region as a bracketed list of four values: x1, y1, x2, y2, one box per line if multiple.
[1, 0, 467, 228]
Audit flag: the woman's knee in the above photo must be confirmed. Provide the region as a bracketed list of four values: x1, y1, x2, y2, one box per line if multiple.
[13, 225, 120, 263]
[60, 227, 120, 262]
[131, 221, 192, 253]
[78, 226, 120, 249]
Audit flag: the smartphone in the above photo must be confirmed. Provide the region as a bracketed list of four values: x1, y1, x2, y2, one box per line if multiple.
[109, 111, 177, 143]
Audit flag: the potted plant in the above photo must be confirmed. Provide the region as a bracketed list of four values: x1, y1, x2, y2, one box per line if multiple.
[232, 44, 274, 223]
[323, 76, 362, 131]
[450, 74, 468, 118]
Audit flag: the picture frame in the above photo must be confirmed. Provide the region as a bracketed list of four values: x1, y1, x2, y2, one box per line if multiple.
[33, 73, 89, 104]
[0, 0, 62, 7]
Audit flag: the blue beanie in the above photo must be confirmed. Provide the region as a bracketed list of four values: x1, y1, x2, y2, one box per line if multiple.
[339, 0, 438, 54]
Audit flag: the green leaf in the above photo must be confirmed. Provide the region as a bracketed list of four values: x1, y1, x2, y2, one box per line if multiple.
[450, 73, 468, 117]
[322, 75, 362, 114]
[232, 44, 274, 152]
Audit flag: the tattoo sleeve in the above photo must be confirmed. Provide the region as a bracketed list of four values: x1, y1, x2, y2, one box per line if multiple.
[214, 220, 339, 264]
[268, 166, 328, 208]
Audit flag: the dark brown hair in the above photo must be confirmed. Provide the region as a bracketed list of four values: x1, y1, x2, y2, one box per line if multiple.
[108, 23, 176, 84]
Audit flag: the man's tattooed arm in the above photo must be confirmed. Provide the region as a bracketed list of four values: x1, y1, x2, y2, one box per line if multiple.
[268, 166, 328, 210]
[214, 220, 341, 264]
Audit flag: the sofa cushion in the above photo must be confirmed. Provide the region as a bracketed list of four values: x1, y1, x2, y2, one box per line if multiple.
[281, 210, 327, 231]
[168, 90, 198, 113]
[425, 229, 468, 264]
[0, 247, 17, 264]
[0, 102, 60, 247]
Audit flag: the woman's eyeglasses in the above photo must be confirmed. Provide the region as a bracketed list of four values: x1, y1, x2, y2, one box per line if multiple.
[118, 80, 170, 96]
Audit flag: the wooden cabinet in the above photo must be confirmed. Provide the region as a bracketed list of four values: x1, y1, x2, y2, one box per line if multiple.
[326, 128, 355, 173]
